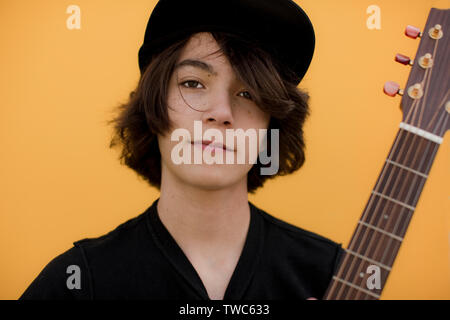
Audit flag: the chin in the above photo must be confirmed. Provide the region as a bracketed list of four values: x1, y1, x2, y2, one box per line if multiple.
[179, 164, 248, 190]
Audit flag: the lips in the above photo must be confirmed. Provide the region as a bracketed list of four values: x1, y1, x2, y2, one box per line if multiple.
[190, 140, 234, 152]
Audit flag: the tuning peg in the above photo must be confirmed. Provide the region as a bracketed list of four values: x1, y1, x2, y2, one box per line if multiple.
[429, 24, 443, 40]
[384, 81, 404, 97]
[405, 25, 422, 39]
[395, 53, 413, 66]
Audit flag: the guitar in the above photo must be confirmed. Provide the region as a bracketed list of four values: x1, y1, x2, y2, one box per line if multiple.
[323, 7, 449, 300]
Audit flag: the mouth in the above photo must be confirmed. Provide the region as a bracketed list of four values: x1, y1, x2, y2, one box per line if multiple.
[190, 140, 235, 152]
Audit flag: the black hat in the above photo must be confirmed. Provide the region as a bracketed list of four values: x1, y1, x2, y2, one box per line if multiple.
[138, 0, 315, 85]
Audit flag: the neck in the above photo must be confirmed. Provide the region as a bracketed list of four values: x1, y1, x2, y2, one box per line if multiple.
[156, 165, 251, 251]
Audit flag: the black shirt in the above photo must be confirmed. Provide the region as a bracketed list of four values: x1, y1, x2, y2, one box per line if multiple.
[19, 198, 344, 300]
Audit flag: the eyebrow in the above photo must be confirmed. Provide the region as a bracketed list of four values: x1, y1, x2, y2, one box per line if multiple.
[174, 59, 218, 76]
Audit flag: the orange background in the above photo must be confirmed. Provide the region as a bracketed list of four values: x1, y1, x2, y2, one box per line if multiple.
[1, 0, 449, 299]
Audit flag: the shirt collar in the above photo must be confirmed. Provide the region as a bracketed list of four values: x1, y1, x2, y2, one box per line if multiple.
[145, 197, 264, 300]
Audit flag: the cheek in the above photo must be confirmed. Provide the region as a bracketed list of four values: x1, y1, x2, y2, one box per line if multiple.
[242, 106, 270, 129]
[231, 108, 270, 159]
[166, 89, 195, 130]
[157, 134, 171, 162]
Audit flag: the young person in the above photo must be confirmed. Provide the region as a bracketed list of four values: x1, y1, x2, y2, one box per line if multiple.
[20, 0, 344, 300]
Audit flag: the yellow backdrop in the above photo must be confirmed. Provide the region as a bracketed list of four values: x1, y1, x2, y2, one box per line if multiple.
[1, 0, 449, 299]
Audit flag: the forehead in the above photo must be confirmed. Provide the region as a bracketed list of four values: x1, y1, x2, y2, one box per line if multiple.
[178, 32, 227, 64]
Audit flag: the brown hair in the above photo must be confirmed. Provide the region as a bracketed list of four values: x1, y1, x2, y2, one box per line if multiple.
[108, 31, 311, 194]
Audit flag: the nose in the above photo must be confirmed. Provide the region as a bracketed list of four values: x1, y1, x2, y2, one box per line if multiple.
[201, 87, 234, 127]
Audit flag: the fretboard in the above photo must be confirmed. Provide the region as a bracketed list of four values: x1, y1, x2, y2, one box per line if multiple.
[323, 125, 442, 300]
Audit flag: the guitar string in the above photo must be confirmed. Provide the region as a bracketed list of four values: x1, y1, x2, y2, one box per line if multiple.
[336, 29, 446, 299]
[426, 91, 449, 132]
[329, 36, 446, 298]
[418, 37, 439, 126]
[424, 15, 448, 131]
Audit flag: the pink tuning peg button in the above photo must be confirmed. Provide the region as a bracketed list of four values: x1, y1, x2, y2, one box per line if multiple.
[395, 53, 412, 65]
[384, 81, 403, 97]
[405, 25, 421, 39]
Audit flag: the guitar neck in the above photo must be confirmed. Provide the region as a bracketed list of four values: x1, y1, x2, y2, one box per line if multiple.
[323, 124, 444, 300]
[323, 6, 449, 300]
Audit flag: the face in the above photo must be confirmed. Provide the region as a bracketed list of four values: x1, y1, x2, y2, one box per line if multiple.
[157, 32, 271, 191]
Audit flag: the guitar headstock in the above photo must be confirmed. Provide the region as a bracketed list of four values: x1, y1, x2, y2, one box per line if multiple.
[384, 8, 449, 139]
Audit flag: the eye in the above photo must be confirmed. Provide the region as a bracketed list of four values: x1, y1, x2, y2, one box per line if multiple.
[180, 80, 204, 89]
[239, 91, 253, 100]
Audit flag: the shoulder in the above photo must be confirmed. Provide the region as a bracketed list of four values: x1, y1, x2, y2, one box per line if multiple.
[251, 202, 344, 272]
[254, 202, 341, 245]
[250, 202, 345, 298]
[19, 245, 87, 299]
[20, 209, 150, 300]
[74, 209, 148, 254]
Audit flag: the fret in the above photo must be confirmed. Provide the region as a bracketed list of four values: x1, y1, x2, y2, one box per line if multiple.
[331, 276, 381, 299]
[371, 190, 416, 211]
[345, 249, 392, 271]
[399, 122, 443, 144]
[385, 159, 428, 179]
[360, 195, 413, 238]
[327, 253, 390, 299]
[371, 135, 432, 208]
[348, 224, 402, 267]
[357, 220, 404, 242]
[389, 129, 440, 174]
